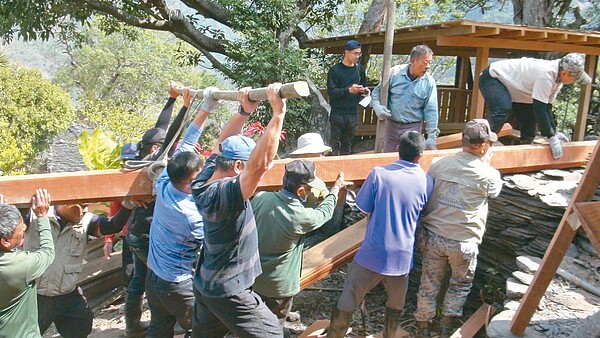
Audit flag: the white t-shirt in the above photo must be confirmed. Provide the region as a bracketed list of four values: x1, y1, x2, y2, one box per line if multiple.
[489, 57, 563, 104]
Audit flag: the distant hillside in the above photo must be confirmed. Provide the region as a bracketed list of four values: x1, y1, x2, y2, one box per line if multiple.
[1, 38, 67, 78]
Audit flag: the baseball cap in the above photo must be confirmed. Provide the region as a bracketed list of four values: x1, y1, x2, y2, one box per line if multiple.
[284, 159, 326, 190]
[345, 40, 361, 51]
[561, 53, 592, 85]
[290, 133, 332, 156]
[220, 135, 256, 161]
[463, 119, 498, 145]
[141, 128, 166, 145]
[119, 142, 139, 160]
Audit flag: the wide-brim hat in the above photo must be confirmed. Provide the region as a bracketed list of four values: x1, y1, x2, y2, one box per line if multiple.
[290, 133, 332, 155]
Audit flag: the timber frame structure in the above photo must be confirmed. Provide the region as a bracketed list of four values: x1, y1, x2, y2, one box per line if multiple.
[305, 20, 600, 141]
[1, 141, 598, 337]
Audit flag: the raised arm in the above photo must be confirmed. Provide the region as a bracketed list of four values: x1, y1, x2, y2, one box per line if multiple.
[211, 87, 260, 154]
[239, 83, 286, 200]
[25, 189, 55, 282]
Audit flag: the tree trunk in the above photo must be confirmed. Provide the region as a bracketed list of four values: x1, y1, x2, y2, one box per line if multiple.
[511, 0, 555, 27]
[358, 0, 387, 68]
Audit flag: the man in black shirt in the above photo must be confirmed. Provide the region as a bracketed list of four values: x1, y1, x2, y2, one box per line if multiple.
[326, 40, 368, 155]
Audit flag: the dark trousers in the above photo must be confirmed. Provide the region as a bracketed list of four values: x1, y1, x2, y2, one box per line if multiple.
[256, 293, 294, 329]
[479, 68, 513, 133]
[329, 114, 358, 156]
[126, 232, 149, 298]
[145, 270, 195, 338]
[191, 286, 282, 338]
[121, 237, 134, 285]
[38, 287, 94, 338]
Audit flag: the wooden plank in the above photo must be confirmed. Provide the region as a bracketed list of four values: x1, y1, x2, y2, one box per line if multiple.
[79, 251, 122, 286]
[450, 304, 497, 338]
[573, 54, 597, 141]
[298, 320, 330, 338]
[437, 36, 600, 55]
[573, 201, 600, 255]
[437, 123, 512, 150]
[300, 219, 367, 289]
[510, 140, 600, 335]
[470, 47, 489, 120]
[1, 142, 596, 208]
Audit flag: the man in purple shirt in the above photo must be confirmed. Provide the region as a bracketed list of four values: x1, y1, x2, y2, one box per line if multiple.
[325, 131, 433, 338]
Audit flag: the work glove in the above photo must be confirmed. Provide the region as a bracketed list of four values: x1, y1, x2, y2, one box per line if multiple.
[200, 86, 221, 113]
[548, 132, 569, 159]
[425, 136, 437, 150]
[372, 103, 391, 120]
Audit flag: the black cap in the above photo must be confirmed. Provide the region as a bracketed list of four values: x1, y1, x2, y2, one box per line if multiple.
[141, 128, 166, 145]
[284, 159, 326, 190]
[345, 40, 361, 50]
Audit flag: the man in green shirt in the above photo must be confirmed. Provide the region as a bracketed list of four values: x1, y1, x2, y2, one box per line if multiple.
[252, 159, 352, 335]
[0, 189, 53, 338]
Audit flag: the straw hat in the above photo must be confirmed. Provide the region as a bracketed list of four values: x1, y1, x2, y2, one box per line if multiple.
[290, 133, 332, 156]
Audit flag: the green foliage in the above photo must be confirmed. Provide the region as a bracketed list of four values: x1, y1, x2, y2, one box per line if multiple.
[77, 128, 122, 170]
[54, 20, 222, 144]
[0, 65, 75, 174]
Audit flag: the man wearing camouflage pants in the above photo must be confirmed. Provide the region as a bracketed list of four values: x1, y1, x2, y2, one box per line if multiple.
[413, 119, 503, 338]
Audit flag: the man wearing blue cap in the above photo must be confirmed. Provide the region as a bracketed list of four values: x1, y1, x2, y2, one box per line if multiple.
[190, 84, 286, 338]
[327, 39, 368, 155]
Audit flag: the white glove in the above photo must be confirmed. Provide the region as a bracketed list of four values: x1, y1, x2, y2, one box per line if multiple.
[548, 132, 569, 159]
[425, 137, 437, 150]
[372, 103, 391, 120]
[200, 86, 221, 113]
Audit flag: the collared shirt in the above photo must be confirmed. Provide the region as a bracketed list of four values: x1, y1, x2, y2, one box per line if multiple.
[0, 217, 54, 338]
[24, 207, 130, 297]
[421, 151, 503, 243]
[251, 187, 339, 298]
[147, 123, 204, 283]
[372, 64, 439, 138]
[192, 154, 261, 298]
[354, 160, 433, 275]
[489, 58, 563, 104]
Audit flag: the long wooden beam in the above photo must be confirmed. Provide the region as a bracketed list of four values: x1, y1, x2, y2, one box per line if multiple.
[1, 142, 596, 208]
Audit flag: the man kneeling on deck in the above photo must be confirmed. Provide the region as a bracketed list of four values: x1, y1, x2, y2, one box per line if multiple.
[252, 159, 352, 336]
[325, 131, 433, 338]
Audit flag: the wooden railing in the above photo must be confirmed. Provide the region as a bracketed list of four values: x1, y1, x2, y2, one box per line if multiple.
[355, 86, 473, 136]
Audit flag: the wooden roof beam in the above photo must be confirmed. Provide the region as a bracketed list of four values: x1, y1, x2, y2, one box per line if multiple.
[437, 36, 600, 55]
[471, 27, 500, 37]
[0, 142, 596, 208]
[541, 33, 568, 42]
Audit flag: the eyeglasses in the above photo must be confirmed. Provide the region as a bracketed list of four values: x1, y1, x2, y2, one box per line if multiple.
[347, 51, 362, 57]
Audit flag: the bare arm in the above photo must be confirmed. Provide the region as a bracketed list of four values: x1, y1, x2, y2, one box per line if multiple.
[239, 83, 286, 201]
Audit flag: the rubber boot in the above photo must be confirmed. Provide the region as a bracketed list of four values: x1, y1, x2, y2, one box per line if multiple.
[124, 294, 147, 338]
[382, 307, 402, 338]
[439, 316, 456, 338]
[414, 321, 431, 338]
[326, 306, 353, 338]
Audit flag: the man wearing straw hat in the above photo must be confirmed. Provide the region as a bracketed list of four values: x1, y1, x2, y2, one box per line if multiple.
[289, 133, 332, 158]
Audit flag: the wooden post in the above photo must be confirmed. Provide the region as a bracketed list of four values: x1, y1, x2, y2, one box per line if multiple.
[573, 54, 597, 141]
[374, 0, 396, 152]
[469, 47, 489, 120]
[510, 140, 600, 335]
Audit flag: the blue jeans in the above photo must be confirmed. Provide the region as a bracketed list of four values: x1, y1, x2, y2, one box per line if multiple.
[126, 232, 149, 298]
[478, 68, 513, 133]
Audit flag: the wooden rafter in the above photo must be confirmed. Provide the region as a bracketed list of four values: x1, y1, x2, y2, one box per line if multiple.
[1, 142, 596, 208]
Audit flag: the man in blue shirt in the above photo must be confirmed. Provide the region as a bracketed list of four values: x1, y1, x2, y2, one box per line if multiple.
[191, 84, 286, 338]
[325, 131, 433, 338]
[145, 86, 220, 338]
[371, 45, 439, 152]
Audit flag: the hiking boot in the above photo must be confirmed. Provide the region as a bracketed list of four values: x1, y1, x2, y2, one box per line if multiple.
[124, 294, 147, 338]
[382, 307, 402, 338]
[326, 306, 353, 338]
[414, 321, 431, 338]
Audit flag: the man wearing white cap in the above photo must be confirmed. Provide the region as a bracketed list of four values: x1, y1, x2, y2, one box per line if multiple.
[479, 53, 592, 159]
[414, 119, 503, 338]
[289, 133, 332, 158]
